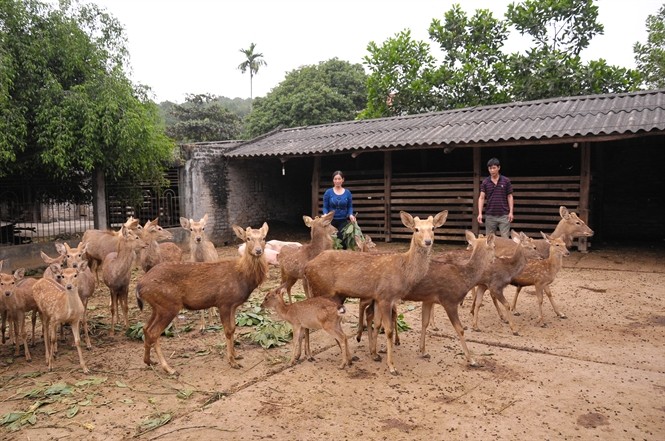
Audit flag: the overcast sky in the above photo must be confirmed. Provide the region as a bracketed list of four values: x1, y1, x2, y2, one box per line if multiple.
[86, 0, 662, 103]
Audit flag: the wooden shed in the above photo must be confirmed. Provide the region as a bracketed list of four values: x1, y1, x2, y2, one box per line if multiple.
[203, 89, 665, 248]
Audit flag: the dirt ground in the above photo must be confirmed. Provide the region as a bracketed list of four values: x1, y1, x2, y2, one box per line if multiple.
[0, 238, 664, 441]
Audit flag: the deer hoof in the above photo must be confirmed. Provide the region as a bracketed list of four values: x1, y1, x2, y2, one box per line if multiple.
[512, 311, 521, 316]
[307, 356, 316, 362]
[351, 355, 360, 362]
[512, 331, 520, 336]
[372, 354, 382, 362]
[559, 314, 567, 319]
[389, 368, 399, 376]
[420, 352, 431, 359]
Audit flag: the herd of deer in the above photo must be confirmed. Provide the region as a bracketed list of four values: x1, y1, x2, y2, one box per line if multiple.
[0, 205, 593, 376]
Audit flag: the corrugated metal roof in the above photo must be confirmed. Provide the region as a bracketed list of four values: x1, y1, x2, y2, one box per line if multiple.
[225, 89, 665, 158]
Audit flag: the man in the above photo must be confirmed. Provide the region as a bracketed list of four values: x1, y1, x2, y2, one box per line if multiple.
[477, 157, 513, 238]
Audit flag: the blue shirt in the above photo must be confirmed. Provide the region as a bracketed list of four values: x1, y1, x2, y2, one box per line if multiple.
[323, 188, 354, 221]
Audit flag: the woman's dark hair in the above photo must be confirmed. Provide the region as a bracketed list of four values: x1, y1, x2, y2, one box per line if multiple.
[332, 170, 345, 180]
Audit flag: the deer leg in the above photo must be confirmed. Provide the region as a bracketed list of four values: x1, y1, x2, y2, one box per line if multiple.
[419, 301, 434, 358]
[1, 310, 6, 344]
[109, 290, 118, 336]
[393, 305, 401, 346]
[30, 310, 37, 347]
[120, 287, 129, 331]
[142, 309, 160, 367]
[511, 286, 524, 316]
[331, 324, 352, 369]
[81, 299, 91, 350]
[18, 312, 31, 362]
[535, 286, 546, 327]
[47, 323, 59, 371]
[378, 301, 398, 375]
[356, 300, 369, 343]
[147, 312, 177, 375]
[442, 303, 478, 366]
[199, 309, 206, 333]
[544, 286, 567, 319]
[71, 320, 89, 373]
[368, 301, 382, 362]
[220, 306, 241, 369]
[490, 288, 519, 335]
[471, 285, 486, 331]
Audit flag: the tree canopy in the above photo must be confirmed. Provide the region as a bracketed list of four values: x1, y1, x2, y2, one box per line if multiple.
[165, 93, 242, 143]
[242, 58, 367, 138]
[0, 0, 174, 202]
[634, 3, 665, 89]
[361, 0, 642, 118]
[238, 42, 267, 101]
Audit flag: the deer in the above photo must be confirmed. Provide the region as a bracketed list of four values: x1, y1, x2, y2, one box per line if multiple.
[305, 210, 448, 375]
[277, 211, 335, 303]
[139, 218, 183, 273]
[32, 263, 89, 373]
[136, 222, 270, 375]
[0, 262, 37, 361]
[359, 231, 496, 365]
[509, 233, 570, 326]
[55, 241, 97, 349]
[101, 220, 148, 336]
[180, 214, 219, 331]
[261, 285, 353, 369]
[467, 231, 540, 333]
[533, 206, 594, 257]
[82, 216, 142, 282]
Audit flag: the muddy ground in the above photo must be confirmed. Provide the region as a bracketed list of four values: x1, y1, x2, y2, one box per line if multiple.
[0, 238, 663, 441]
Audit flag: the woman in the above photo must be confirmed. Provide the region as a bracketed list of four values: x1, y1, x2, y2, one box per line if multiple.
[322, 170, 356, 248]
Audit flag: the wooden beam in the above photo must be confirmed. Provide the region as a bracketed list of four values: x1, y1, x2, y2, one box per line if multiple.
[311, 156, 321, 218]
[578, 142, 591, 252]
[384, 151, 392, 242]
[472, 147, 480, 235]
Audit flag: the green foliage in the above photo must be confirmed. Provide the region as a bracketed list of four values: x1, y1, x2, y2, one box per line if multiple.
[236, 305, 268, 327]
[634, 4, 665, 89]
[361, 0, 642, 117]
[243, 58, 367, 138]
[166, 93, 242, 142]
[334, 221, 365, 251]
[0, 0, 174, 201]
[248, 320, 292, 349]
[126, 321, 177, 340]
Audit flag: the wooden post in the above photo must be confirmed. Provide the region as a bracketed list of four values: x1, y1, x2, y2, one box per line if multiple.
[472, 147, 481, 235]
[92, 167, 108, 229]
[311, 157, 321, 218]
[578, 142, 591, 252]
[384, 151, 392, 242]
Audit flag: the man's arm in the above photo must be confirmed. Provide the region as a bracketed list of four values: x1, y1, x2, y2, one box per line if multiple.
[477, 192, 485, 224]
[507, 193, 514, 222]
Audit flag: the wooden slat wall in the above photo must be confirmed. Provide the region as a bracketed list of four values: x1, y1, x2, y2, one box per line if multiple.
[318, 174, 582, 244]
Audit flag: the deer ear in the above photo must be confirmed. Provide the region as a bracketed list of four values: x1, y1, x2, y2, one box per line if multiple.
[232, 225, 245, 240]
[560, 206, 570, 219]
[400, 211, 415, 229]
[433, 210, 448, 228]
[179, 217, 189, 229]
[260, 222, 269, 237]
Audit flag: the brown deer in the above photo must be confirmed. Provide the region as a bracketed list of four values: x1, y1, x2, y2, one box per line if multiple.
[55, 241, 97, 349]
[468, 231, 540, 333]
[261, 285, 352, 369]
[305, 210, 448, 375]
[139, 218, 183, 273]
[82, 217, 142, 282]
[277, 211, 335, 303]
[360, 231, 496, 365]
[136, 222, 270, 375]
[510, 233, 570, 326]
[180, 214, 219, 331]
[533, 206, 594, 257]
[0, 263, 37, 361]
[101, 220, 148, 336]
[32, 263, 89, 373]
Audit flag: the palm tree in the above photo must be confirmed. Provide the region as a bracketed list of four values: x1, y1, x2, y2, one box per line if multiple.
[237, 43, 267, 101]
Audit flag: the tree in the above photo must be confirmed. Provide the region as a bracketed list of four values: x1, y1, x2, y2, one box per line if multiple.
[634, 4, 665, 89]
[243, 58, 367, 138]
[0, 0, 174, 202]
[237, 42, 267, 101]
[361, 30, 439, 118]
[361, 0, 641, 117]
[505, 0, 639, 100]
[166, 93, 242, 142]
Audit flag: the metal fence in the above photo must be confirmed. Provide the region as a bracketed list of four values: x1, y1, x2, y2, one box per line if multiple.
[0, 168, 181, 247]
